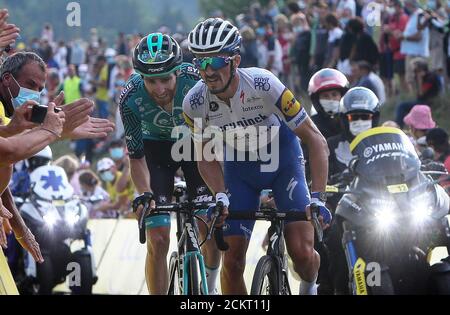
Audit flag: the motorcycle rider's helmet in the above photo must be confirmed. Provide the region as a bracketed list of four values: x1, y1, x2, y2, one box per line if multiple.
[308, 68, 349, 116]
[28, 146, 52, 172]
[340, 87, 380, 140]
[29, 165, 74, 201]
[132, 33, 183, 77]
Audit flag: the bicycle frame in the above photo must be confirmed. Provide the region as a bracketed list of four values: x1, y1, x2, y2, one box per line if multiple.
[265, 217, 292, 295]
[175, 207, 209, 295]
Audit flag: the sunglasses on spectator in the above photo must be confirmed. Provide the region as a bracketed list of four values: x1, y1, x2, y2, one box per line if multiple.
[193, 56, 233, 71]
[347, 113, 373, 121]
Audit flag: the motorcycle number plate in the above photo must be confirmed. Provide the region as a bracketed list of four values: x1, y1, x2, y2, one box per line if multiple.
[52, 200, 66, 206]
[326, 185, 339, 193]
[387, 184, 408, 194]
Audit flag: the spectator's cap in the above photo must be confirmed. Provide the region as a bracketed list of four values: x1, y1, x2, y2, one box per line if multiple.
[403, 105, 436, 130]
[97, 157, 115, 172]
[426, 128, 449, 147]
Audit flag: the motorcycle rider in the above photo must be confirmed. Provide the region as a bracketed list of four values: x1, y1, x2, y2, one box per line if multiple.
[327, 87, 381, 182]
[308, 68, 349, 139]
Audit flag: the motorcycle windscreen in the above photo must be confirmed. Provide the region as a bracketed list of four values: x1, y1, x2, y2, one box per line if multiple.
[349, 127, 420, 184]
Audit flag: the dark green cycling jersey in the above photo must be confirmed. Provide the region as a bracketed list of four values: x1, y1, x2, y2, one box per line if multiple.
[119, 63, 200, 159]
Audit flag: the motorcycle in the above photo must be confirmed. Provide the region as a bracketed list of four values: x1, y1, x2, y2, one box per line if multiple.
[17, 165, 97, 294]
[327, 127, 450, 295]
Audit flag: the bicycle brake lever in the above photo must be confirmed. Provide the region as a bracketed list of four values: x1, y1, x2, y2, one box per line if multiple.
[310, 204, 323, 244]
[138, 203, 149, 244]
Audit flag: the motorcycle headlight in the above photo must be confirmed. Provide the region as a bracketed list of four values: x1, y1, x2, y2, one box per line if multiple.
[411, 193, 434, 225]
[375, 207, 396, 232]
[66, 212, 80, 227]
[43, 212, 58, 227]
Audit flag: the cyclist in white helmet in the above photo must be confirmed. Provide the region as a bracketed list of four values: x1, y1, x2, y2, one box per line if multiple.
[183, 18, 331, 295]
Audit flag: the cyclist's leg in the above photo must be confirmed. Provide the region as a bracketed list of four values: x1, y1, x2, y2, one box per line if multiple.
[182, 159, 220, 294]
[221, 162, 260, 294]
[143, 141, 177, 294]
[271, 142, 319, 294]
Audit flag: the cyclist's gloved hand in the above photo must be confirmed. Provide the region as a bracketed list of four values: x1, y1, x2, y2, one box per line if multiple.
[132, 192, 154, 219]
[214, 192, 230, 226]
[310, 192, 332, 227]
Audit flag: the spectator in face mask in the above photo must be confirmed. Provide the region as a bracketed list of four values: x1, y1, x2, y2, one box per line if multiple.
[96, 157, 134, 216]
[78, 169, 111, 218]
[108, 139, 126, 171]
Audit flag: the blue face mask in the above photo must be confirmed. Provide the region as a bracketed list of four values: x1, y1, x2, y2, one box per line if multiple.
[110, 148, 124, 160]
[100, 170, 115, 182]
[8, 75, 41, 108]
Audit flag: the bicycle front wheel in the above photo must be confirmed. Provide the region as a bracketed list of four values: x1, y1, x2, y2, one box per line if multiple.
[251, 255, 279, 295]
[186, 255, 201, 295]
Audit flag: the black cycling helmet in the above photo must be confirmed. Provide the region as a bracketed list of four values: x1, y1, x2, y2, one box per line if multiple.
[132, 33, 183, 77]
[340, 87, 381, 140]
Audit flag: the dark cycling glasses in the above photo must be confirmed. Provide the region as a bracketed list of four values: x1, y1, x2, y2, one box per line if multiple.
[347, 113, 373, 121]
[193, 56, 232, 71]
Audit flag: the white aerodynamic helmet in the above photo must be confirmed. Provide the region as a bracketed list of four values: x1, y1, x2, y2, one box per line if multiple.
[188, 18, 241, 55]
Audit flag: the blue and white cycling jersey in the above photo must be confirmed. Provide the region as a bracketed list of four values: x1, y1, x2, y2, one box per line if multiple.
[182, 67, 311, 239]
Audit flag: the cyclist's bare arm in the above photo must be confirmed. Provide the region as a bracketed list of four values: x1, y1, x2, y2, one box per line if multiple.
[130, 157, 152, 194]
[293, 116, 329, 193]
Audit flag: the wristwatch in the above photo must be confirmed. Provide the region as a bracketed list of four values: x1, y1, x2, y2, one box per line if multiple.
[311, 191, 327, 203]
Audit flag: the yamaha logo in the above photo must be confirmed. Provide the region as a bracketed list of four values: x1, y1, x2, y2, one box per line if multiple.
[363, 147, 373, 158]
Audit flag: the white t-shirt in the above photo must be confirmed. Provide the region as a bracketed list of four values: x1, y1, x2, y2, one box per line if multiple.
[183, 67, 308, 151]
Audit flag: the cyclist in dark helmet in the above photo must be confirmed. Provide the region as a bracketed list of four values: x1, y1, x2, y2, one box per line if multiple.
[121, 33, 218, 294]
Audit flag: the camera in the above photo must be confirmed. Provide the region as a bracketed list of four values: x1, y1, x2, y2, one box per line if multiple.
[30, 104, 62, 124]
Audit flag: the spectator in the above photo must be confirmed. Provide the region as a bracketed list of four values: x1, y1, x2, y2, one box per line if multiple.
[426, 127, 450, 173]
[62, 64, 84, 104]
[41, 23, 53, 44]
[108, 139, 127, 171]
[42, 68, 61, 104]
[91, 55, 110, 119]
[337, 0, 357, 18]
[274, 13, 294, 86]
[324, 13, 343, 68]
[69, 39, 85, 75]
[53, 155, 82, 194]
[351, 60, 386, 105]
[95, 157, 134, 216]
[309, 1, 329, 72]
[337, 20, 356, 77]
[398, 0, 430, 93]
[347, 17, 380, 67]
[256, 21, 283, 77]
[424, 1, 447, 84]
[382, 120, 400, 128]
[395, 58, 441, 127]
[380, 0, 409, 96]
[239, 26, 258, 68]
[403, 104, 436, 155]
[291, 12, 311, 92]
[78, 170, 111, 218]
[116, 32, 128, 56]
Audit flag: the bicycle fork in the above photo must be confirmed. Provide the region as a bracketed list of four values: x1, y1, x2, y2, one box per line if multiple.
[182, 251, 208, 295]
